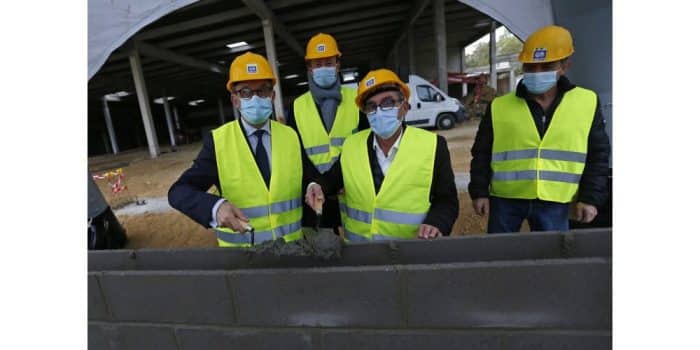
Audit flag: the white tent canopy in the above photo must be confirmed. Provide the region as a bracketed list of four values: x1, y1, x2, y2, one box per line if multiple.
[88, 0, 197, 80]
[88, 0, 555, 80]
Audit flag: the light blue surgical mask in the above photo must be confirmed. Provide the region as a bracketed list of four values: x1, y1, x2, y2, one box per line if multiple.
[368, 107, 401, 139]
[522, 70, 558, 95]
[239, 95, 273, 125]
[312, 66, 337, 88]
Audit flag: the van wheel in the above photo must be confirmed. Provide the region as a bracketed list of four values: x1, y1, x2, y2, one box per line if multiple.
[436, 113, 456, 130]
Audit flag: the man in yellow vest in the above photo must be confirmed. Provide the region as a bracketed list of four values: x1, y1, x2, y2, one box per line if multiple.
[305, 69, 458, 241]
[288, 33, 368, 233]
[169, 52, 312, 247]
[469, 25, 611, 233]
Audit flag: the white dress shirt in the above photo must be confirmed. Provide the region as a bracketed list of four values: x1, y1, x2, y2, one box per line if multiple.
[307, 128, 404, 193]
[372, 128, 403, 175]
[210, 119, 272, 227]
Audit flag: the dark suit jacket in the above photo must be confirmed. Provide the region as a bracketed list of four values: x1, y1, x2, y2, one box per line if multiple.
[315, 125, 459, 235]
[168, 118, 315, 228]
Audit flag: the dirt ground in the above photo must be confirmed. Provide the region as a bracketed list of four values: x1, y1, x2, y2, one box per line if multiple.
[90, 119, 488, 249]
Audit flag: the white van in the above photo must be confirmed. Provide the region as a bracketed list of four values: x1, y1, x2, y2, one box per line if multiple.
[405, 74, 468, 129]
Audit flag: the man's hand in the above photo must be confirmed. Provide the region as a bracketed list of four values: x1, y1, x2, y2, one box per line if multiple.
[574, 202, 598, 223]
[472, 198, 489, 216]
[417, 224, 442, 240]
[216, 201, 250, 232]
[305, 183, 325, 211]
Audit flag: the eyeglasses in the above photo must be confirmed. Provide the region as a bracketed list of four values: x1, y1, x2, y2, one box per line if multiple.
[362, 97, 404, 115]
[234, 86, 273, 99]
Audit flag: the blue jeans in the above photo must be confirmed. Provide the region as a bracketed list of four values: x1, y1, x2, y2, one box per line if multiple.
[487, 197, 570, 234]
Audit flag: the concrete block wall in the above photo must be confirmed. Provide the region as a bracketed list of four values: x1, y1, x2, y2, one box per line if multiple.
[89, 229, 612, 349]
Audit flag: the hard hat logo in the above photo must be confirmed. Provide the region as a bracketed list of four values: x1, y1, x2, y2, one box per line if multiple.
[317, 44, 326, 53]
[533, 48, 547, 61]
[355, 69, 410, 108]
[247, 64, 258, 74]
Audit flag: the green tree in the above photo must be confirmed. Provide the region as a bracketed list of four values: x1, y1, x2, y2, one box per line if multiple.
[464, 30, 523, 68]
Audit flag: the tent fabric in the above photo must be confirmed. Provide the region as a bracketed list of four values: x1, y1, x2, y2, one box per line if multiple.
[88, 0, 554, 80]
[88, 0, 198, 80]
[458, 0, 554, 41]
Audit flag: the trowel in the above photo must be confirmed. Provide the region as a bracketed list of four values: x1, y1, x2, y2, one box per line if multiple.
[236, 218, 254, 246]
[313, 196, 324, 232]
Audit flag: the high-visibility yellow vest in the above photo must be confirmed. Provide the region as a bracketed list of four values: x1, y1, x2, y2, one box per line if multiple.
[339, 127, 437, 241]
[211, 120, 303, 248]
[490, 87, 597, 203]
[292, 87, 359, 173]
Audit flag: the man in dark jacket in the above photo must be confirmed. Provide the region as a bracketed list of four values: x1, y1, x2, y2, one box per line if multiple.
[307, 69, 458, 240]
[469, 25, 610, 233]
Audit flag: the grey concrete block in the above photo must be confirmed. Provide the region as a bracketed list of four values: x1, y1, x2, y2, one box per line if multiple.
[98, 271, 235, 325]
[231, 265, 402, 327]
[572, 229, 612, 258]
[502, 332, 611, 350]
[402, 259, 611, 329]
[88, 324, 110, 350]
[91, 324, 179, 350]
[137, 248, 251, 270]
[396, 233, 562, 264]
[322, 330, 499, 350]
[88, 274, 109, 321]
[88, 250, 135, 271]
[175, 327, 313, 350]
[88, 229, 612, 272]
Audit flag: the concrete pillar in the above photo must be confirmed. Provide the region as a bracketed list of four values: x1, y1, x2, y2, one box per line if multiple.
[262, 19, 285, 123]
[129, 50, 160, 158]
[162, 94, 176, 148]
[217, 98, 226, 125]
[489, 21, 498, 89]
[509, 68, 516, 92]
[407, 28, 416, 75]
[433, 0, 448, 92]
[173, 106, 181, 130]
[101, 97, 119, 154]
[460, 47, 467, 98]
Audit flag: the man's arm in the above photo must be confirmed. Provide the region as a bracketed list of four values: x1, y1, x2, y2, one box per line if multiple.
[577, 97, 611, 209]
[423, 135, 459, 235]
[468, 103, 494, 199]
[168, 133, 223, 228]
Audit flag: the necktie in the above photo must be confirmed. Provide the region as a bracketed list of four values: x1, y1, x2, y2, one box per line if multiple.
[253, 129, 270, 187]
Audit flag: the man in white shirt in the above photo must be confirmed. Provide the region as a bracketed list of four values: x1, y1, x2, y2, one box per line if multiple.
[305, 69, 458, 241]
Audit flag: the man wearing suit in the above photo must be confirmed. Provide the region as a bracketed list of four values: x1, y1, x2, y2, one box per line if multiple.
[305, 69, 458, 241]
[169, 52, 310, 248]
[287, 33, 368, 233]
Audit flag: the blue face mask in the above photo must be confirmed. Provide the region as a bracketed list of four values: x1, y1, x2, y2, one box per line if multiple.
[239, 95, 273, 125]
[522, 70, 558, 95]
[312, 66, 337, 88]
[368, 107, 402, 139]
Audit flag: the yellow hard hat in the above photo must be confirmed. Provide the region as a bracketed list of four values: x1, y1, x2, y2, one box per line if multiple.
[518, 25, 574, 63]
[305, 33, 342, 60]
[356, 69, 410, 108]
[225, 52, 276, 92]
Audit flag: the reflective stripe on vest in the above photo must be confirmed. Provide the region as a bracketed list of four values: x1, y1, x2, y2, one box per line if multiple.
[490, 87, 597, 203]
[340, 127, 436, 241]
[215, 219, 302, 245]
[293, 87, 359, 173]
[212, 120, 303, 248]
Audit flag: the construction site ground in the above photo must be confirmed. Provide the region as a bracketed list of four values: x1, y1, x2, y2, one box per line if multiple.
[90, 119, 493, 249]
